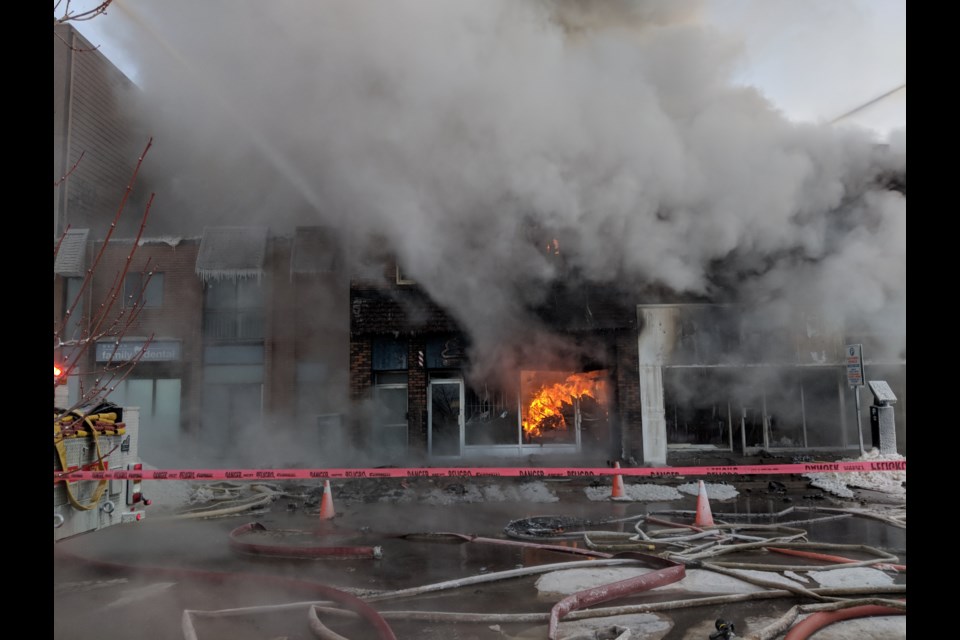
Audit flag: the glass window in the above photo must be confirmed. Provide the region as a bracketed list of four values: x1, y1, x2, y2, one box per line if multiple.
[203, 278, 265, 341]
[664, 368, 734, 447]
[107, 378, 182, 467]
[464, 385, 518, 446]
[519, 371, 610, 446]
[372, 339, 407, 371]
[124, 273, 164, 308]
[374, 382, 408, 456]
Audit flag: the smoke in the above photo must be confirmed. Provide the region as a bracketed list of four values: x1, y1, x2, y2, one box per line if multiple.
[103, 0, 903, 383]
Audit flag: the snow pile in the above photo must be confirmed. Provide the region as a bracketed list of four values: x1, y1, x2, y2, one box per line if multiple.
[554, 613, 672, 640]
[807, 475, 856, 498]
[584, 484, 683, 502]
[805, 450, 906, 498]
[482, 482, 560, 503]
[678, 482, 739, 500]
[422, 484, 485, 505]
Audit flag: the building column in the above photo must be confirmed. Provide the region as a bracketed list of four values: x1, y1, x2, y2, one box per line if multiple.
[637, 306, 679, 467]
[407, 339, 427, 454]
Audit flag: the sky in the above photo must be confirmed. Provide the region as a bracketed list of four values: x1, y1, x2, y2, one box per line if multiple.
[63, 0, 905, 139]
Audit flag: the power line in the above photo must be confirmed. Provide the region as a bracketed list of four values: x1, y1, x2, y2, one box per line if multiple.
[830, 83, 906, 124]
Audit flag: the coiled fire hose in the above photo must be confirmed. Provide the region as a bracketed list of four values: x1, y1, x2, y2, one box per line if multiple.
[54, 411, 122, 510]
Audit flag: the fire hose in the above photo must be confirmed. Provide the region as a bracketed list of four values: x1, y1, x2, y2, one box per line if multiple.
[229, 522, 383, 559]
[783, 603, 906, 640]
[53, 410, 124, 511]
[547, 555, 685, 640]
[765, 546, 906, 572]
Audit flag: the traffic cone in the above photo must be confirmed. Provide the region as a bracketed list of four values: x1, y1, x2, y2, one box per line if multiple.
[694, 480, 714, 527]
[319, 480, 336, 520]
[611, 461, 625, 499]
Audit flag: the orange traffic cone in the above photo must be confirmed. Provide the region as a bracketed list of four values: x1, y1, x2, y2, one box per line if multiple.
[319, 480, 336, 520]
[694, 480, 714, 527]
[611, 461, 625, 499]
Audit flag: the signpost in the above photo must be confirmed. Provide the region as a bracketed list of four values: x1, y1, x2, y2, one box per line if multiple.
[846, 344, 865, 455]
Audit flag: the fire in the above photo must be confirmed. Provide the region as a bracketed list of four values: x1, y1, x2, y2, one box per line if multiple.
[522, 372, 607, 438]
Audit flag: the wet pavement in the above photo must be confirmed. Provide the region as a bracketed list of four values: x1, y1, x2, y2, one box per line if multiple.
[53, 476, 906, 640]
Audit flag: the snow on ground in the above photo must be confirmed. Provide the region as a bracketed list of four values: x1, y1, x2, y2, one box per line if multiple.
[805, 449, 906, 498]
[484, 482, 561, 503]
[677, 482, 739, 500]
[806, 567, 897, 589]
[421, 481, 559, 505]
[138, 463, 195, 511]
[584, 483, 683, 502]
[807, 475, 856, 498]
[555, 613, 672, 640]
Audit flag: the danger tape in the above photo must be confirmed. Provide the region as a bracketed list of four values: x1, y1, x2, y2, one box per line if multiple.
[54, 460, 905, 482]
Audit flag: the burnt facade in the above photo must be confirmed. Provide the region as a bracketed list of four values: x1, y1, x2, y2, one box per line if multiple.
[348, 257, 642, 462]
[637, 304, 907, 464]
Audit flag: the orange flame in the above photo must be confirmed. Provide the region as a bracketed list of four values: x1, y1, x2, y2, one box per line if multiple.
[522, 372, 607, 438]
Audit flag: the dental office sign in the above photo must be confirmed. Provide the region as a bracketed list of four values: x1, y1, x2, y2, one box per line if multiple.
[846, 343, 864, 387]
[96, 339, 181, 362]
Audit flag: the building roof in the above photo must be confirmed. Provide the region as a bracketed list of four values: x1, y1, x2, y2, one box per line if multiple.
[195, 226, 268, 282]
[54, 228, 89, 277]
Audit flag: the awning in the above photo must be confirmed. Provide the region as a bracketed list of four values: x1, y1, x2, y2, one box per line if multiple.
[54, 228, 89, 277]
[195, 226, 268, 282]
[290, 226, 340, 276]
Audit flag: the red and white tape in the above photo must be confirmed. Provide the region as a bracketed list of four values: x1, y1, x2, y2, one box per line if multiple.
[54, 460, 905, 482]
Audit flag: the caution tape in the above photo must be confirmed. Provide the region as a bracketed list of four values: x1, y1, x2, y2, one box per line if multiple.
[54, 460, 905, 482]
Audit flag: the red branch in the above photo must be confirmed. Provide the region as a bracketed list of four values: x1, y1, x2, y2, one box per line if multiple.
[54, 150, 85, 188]
[56, 137, 152, 343]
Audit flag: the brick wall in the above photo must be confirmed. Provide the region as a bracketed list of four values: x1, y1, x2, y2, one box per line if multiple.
[615, 329, 643, 461]
[407, 338, 427, 449]
[89, 238, 203, 431]
[264, 239, 297, 426]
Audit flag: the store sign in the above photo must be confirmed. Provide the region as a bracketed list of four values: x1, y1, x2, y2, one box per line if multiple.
[426, 336, 467, 368]
[96, 340, 182, 362]
[845, 343, 864, 387]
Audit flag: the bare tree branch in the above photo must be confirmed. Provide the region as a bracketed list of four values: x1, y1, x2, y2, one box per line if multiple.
[54, 150, 85, 188]
[54, 0, 114, 26]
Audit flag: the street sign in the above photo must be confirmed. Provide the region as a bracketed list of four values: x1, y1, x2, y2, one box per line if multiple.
[845, 344, 864, 387]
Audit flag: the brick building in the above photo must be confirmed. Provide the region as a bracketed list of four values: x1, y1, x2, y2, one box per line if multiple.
[348, 251, 643, 463]
[57, 227, 349, 467]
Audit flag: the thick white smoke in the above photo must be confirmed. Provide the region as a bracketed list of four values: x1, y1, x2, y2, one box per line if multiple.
[104, 0, 904, 380]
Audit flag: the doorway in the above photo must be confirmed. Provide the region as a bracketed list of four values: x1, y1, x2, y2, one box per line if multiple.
[429, 379, 463, 457]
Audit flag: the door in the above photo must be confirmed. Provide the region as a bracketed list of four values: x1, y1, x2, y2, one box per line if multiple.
[374, 384, 409, 454]
[429, 379, 463, 457]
